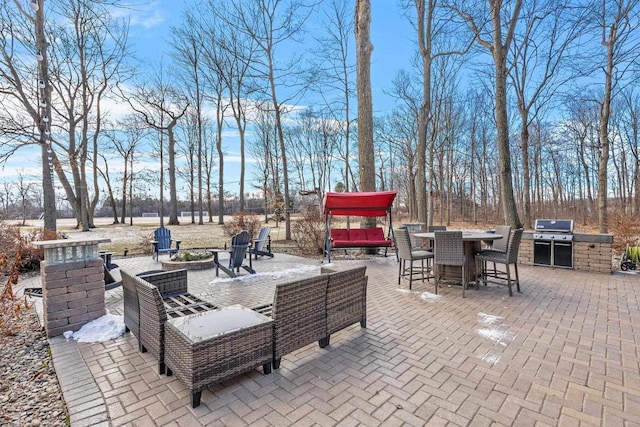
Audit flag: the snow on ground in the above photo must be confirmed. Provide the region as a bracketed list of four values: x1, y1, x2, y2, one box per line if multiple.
[63, 311, 125, 343]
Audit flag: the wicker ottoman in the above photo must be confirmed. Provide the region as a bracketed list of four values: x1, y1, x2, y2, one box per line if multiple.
[165, 305, 273, 408]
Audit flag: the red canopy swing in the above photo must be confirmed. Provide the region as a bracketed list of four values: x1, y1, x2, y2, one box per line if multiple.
[323, 191, 398, 262]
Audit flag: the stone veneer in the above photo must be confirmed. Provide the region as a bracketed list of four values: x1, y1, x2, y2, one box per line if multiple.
[34, 238, 110, 337]
[519, 232, 613, 274]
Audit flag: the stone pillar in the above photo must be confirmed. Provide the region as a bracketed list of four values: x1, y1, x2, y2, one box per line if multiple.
[33, 238, 111, 338]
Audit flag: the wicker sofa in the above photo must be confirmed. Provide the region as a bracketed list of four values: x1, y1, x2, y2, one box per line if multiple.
[252, 266, 368, 369]
[121, 269, 218, 374]
[322, 266, 367, 347]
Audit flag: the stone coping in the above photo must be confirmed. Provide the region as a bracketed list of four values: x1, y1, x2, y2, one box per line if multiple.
[32, 238, 111, 248]
[161, 258, 215, 270]
[522, 231, 613, 243]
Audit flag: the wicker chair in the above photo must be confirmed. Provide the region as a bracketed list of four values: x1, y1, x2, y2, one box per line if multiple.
[121, 270, 217, 374]
[253, 274, 329, 369]
[475, 228, 524, 296]
[322, 266, 368, 347]
[427, 225, 446, 250]
[478, 225, 511, 277]
[121, 269, 172, 351]
[433, 231, 467, 297]
[396, 227, 434, 289]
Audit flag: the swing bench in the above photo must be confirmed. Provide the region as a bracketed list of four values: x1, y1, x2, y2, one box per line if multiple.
[323, 191, 398, 263]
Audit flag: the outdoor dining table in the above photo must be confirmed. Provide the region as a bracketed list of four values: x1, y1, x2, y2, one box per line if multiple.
[413, 231, 503, 286]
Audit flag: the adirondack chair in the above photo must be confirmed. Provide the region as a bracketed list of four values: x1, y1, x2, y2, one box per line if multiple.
[250, 226, 274, 259]
[214, 230, 255, 278]
[152, 226, 181, 261]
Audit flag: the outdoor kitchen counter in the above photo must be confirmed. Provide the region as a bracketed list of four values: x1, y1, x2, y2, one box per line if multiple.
[520, 232, 613, 274]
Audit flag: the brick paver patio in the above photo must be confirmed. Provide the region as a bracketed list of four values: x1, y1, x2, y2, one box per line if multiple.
[22, 253, 640, 426]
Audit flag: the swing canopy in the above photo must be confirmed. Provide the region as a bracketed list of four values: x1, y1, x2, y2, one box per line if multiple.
[323, 191, 397, 217]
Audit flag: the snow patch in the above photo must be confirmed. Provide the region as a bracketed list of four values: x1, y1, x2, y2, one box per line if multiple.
[64, 310, 125, 343]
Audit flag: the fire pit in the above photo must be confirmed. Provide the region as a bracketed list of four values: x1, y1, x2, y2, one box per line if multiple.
[161, 249, 216, 271]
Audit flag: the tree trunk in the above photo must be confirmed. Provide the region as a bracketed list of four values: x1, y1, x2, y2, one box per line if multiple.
[355, 0, 376, 230]
[520, 112, 532, 229]
[491, 2, 522, 229]
[598, 19, 616, 233]
[168, 125, 179, 225]
[35, 0, 57, 234]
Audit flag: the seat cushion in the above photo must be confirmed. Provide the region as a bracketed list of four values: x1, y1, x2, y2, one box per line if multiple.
[476, 251, 507, 263]
[411, 250, 434, 260]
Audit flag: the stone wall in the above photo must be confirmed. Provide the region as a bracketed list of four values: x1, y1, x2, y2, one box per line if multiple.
[519, 232, 613, 274]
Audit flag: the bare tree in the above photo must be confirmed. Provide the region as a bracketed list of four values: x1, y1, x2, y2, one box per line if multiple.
[451, 0, 523, 228]
[314, 0, 355, 195]
[171, 12, 207, 225]
[620, 89, 640, 215]
[16, 170, 34, 225]
[226, 0, 317, 240]
[251, 105, 282, 225]
[1, 1, 56, 232]
[402, 0, 471, 226]
[96, 151, 119, 224]
[509, 0, 588, 228]
[206, 2, 260, 213]
[198, 20, 231, 225]
[101, 115, 145, 224]
[593, 0, 640, 232]
[43, 0, 130, 230]
[127, 65, 189, 226]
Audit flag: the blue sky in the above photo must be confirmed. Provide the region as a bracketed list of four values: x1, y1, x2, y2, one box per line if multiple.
[126, 1, 416, 114]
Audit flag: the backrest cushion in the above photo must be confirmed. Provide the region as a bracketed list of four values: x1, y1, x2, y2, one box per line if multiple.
[331, 229, 349, 241]
[366, 227, 385, 241]
[349, 229, 368, 241]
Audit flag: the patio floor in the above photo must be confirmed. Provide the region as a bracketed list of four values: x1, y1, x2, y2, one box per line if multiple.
[21, 253, 640, 426]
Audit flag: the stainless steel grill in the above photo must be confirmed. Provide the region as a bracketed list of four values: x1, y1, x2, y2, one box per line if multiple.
[533, 219, 574, 269]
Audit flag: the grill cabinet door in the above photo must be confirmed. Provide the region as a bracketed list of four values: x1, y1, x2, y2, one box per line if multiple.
[534, 241, 552, 266]
[553, 241, 573, 268]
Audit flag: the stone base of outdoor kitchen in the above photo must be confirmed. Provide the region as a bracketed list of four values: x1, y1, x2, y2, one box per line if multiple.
[520, 232, 613, 274]
[161, 258, 216, 271]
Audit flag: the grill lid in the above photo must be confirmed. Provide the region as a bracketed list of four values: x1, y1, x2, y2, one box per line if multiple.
[534, 219, 574, 233]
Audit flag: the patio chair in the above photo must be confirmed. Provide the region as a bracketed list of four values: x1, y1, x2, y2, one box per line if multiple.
[475, 228, 524, 296]
[215, 230, 255, 278]
[426, 225, 446, 250]
[152, 226, 181, 261]
[250, 226, 274, 259]
[433, 231, 467, 297]
[478, 225, 511, 277]
[396, 227, 434, 289]
[121, 269, 217, 374]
